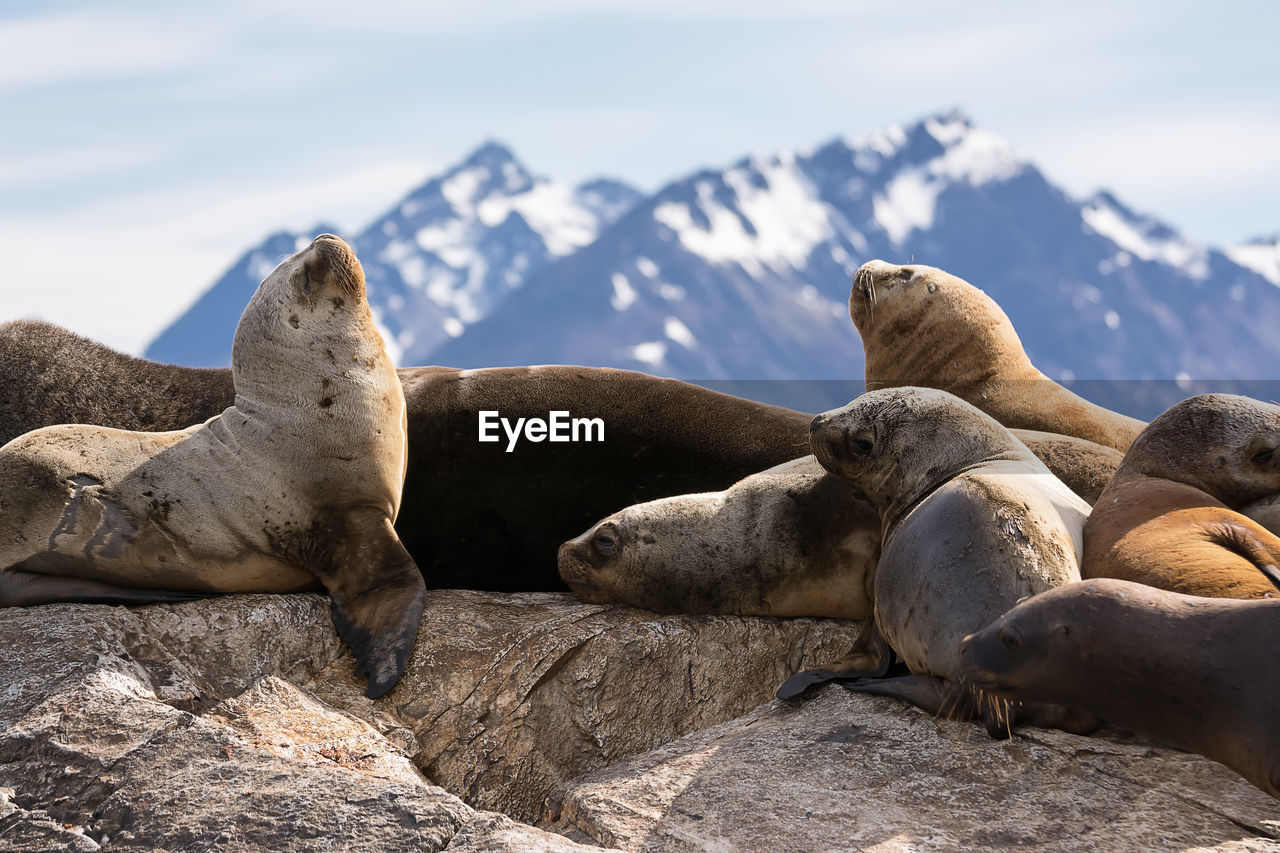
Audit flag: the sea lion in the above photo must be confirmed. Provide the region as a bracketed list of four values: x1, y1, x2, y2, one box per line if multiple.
[0, 235, 424, 699]
[556, 430, 1117, 617]
[959, 578, 1280, 800]
[782, 387, 1092, 737]
[1083, 393, 1280, 599]
[849, 260, 1146, 453]
[558, 455, 880, 617]
[0, 320, 234, 443]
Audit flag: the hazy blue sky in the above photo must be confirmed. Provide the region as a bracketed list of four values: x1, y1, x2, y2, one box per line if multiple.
[2, 0, 1277, 352]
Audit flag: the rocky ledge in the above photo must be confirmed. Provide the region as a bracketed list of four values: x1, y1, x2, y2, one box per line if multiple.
[0, 592, 1275, 851]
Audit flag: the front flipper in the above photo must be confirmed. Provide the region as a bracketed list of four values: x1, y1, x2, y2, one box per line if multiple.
[0, 570, 215, 606]
[776, 619, 894, 699]
[1212, 519, 1280, 592]
[313, 513, 427, 699]
[843, 675, 1024, 739]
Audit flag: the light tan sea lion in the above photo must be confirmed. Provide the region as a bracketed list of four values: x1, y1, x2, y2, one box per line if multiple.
[556, 428, 1117, 618]
[0, 235, 424, 699]
[558, 455, 880, 618]
[850, 260, 1146, 453]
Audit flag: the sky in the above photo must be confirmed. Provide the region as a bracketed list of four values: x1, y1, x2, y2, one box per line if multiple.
[2, 0, 1277, 354]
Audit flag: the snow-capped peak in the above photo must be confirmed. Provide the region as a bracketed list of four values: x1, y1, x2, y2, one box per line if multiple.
[867, 112, 1027, 245]
[356, 141, 640, 363]
[1081, 191, 1210, 279]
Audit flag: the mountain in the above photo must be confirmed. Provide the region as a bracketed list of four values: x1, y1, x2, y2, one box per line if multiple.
[352, 142, 642, 364]
[149, 113, 1279, 419]
[146, 226, 339, 367]
[1227, 234, 1280, 286]
[431, 112, 1280, 415]
[148, 143, 641, 367]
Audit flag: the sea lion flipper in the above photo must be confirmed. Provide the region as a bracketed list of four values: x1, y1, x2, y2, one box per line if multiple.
[1210, 520, 1280, 592]
[841, 674, 984, 723]
[319, 516, 427, 700]
[0, 570, 215, 606]
[776, 620, 893, 699]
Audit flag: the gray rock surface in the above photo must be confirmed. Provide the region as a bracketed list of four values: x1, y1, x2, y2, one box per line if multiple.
[301, 590, 862, 822]
[7, 590, 1272, 852]
[0, 591, 859, 849]
[553, 687, 1280, 852]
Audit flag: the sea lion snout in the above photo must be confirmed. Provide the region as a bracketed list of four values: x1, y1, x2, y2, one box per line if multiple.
[957, 624, 1027, 694]
[300, 234, 365, 299]
[556, 534, 611, 603]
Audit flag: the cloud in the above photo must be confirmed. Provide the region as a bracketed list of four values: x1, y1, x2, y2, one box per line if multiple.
[0, 154, 433, 354]
[0, 10, 215, 93]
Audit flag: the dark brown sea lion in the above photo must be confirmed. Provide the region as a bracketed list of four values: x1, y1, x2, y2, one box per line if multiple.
[0, 235, 423, 698]
[849, 260, 1146, 453]
[1083, 394, 1280, 599]
[781, 387, 1091, 737]
[959, 578, 1280, 800]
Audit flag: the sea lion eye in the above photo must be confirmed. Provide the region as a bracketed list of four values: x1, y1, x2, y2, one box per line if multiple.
[999, 626, 1022, 653]
[1253, 448, 1274, 464]
[848, 437, 874, 457]
[592, 534, 616, 552]
[898, 267, 913, 280]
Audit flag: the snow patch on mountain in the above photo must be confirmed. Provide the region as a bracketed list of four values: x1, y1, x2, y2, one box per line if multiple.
[871, 113, 1025, 245]
[1226, 235, 1280, 286]
[653, 154, 832, 275]
[1081, 192, 1210, 279]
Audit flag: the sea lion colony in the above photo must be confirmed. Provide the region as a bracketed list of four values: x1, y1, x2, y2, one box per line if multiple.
[2, 251, 1277, 798]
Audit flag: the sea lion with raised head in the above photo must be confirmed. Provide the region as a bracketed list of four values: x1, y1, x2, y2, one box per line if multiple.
[0, 235, 424, 699]
[849, 260, 1146, 453]
[959, 578, 1280, 800]
[781, 387, 1093, 737]
[1083, 393, 1280, 599]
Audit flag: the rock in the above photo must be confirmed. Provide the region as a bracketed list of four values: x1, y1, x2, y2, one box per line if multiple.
[444, 813, 608, 853]
[0, 591, 858, 848]
[298, 590, 863, 822]
[553, 687, 1280, 852]
[0, 787, 99, 852]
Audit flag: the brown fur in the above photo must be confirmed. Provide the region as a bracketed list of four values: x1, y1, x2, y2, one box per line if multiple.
[850, 260, 1146, 452]
[960, 579, 1280, 799]
[1083, 393, 1280, 599]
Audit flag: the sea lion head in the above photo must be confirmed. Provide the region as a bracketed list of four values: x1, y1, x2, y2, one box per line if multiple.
[956, 582, 1100, 705]
[231, 233, 387, 396]
[557, 495, 730, 613]
[849, 260, 1036, 389]
[233, 234, 369, 365]
[809, 386, 1030, 524]
[1121, 393, 1280, 507]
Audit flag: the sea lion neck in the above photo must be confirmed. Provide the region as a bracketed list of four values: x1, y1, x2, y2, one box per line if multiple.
[875, 450, 1027, 541]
